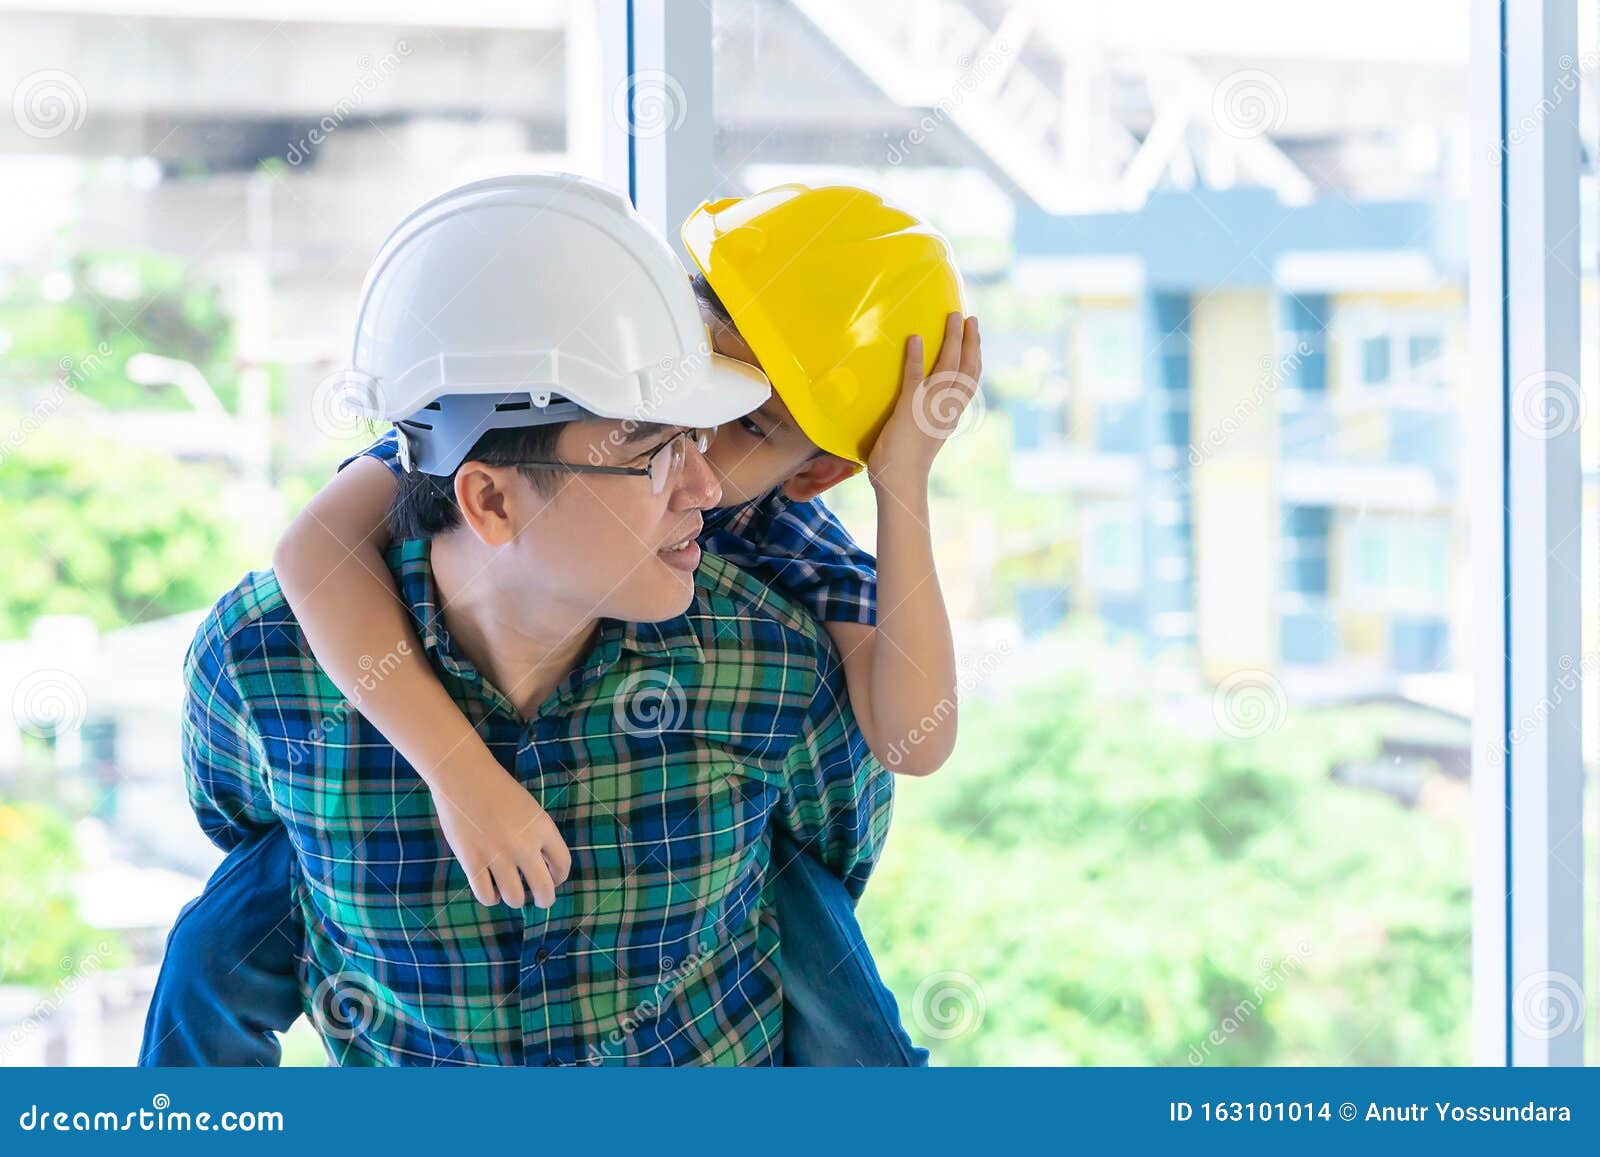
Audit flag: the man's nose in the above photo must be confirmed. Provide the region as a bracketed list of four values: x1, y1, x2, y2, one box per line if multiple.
[670, 439, 722, 511]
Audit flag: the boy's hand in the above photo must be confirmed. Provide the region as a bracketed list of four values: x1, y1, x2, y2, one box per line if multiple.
[867, 311, 982, 493]
[430, 756, 572, 909]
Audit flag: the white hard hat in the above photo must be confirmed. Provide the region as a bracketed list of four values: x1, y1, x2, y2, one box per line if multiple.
[345, 172, 771, 475]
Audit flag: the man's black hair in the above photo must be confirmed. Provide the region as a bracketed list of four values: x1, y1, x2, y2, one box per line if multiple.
[389, 422, 567, 541]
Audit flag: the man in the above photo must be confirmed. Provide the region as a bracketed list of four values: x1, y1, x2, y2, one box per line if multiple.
[167, 174, 896, 1065]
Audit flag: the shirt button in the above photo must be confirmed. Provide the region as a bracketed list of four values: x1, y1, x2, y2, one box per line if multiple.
[543, 1058, 561, 1067]
[534, 947, 550, 964]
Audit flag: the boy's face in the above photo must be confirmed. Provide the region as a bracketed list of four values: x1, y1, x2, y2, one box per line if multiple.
[701, 314, 857, 506]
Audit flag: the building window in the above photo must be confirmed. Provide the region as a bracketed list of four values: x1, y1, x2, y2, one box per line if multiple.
[1343, 516, 1450, 610]
[1072, 307, 1141, 401]
[1281, 504, 1332, 596]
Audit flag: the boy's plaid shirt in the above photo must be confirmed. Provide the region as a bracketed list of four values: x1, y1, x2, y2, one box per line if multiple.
[181, 537, 894, 1066]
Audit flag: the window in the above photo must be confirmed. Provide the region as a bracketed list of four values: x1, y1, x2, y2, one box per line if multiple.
[1340, 312, 1455, 401]
[1362, 335, 1393, 386]
[1345, 518, 1450, 609]
[712, 0, 1476, 1065]
[1073, 307, 1142, 401]
[2, 0, 1589, 1073]
[0, 1, 619, 1067]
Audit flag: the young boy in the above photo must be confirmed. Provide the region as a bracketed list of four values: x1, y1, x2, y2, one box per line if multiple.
[140, 184, 978, 1065]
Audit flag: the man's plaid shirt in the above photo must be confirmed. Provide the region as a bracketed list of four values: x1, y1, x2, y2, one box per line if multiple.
[181, 537, 894, 1066]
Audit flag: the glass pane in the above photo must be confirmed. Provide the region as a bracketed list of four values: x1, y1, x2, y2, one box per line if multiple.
[1362, 336, 1393, 386]
[1579, 0, 1600, 1073]
[716, 0, 1473, 1064]
[0, 1, 610, 1065]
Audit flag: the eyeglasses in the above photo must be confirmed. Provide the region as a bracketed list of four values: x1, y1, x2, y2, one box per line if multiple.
[512, 427, 713, 495]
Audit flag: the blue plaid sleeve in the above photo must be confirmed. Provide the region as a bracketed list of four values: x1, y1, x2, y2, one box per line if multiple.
[700, 490, 878, 626]
[182, 616, 277, 853]
[338, 428, 403, 478]
[773, 637, 894, 899]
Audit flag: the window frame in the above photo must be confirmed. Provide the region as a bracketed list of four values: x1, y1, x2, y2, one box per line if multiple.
[1470, 0, 1584, 1067]
[630, 0, 1589, 1067]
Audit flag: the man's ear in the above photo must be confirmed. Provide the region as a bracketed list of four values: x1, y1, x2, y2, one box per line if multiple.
[452, 462, 517, 546]
[781, 454, 860, 502]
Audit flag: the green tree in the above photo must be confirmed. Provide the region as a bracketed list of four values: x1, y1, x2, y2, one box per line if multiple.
[0, 426, 252, 637]
[858, 636, 1471, 1066]
[0, 250, 237, 411]
[0, 801, 123, 990]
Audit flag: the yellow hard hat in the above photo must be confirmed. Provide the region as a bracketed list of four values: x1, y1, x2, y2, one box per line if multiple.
[681, 184, 966, 465]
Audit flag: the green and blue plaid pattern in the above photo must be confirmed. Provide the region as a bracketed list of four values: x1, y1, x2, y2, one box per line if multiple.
[181, 538, 893, 1066]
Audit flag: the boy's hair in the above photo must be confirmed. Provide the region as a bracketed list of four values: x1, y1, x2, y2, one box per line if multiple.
[691, 272, 737, 333]
[695, 270, 835, 464]
[389, 422, 568, 541]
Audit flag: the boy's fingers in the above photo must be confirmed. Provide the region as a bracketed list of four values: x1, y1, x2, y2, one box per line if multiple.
[520, 855, 554, 904]
[902, 335, 924, 387]
[523, 863, 557, 910]
[936, 310, 964, 370]
[544, 837, 573, 885]
[955, 317, 982, 395]
[466, 865, 498, 908]
[492, 862, 527, 909]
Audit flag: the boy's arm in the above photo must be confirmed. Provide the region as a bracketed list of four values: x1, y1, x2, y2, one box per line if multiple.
[272, 438, 570, 908]
[824, 483, 949, 777]
[832, 312, 981, 777]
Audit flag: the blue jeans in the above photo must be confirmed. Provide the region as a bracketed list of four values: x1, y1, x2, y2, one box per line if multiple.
[139, 825, 925, 1067]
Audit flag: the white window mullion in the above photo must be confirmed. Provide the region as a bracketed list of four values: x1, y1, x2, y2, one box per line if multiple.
[1473, 0, 1586, 1067]
[626, 0, 715, 260]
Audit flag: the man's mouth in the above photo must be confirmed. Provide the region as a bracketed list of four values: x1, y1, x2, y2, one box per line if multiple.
[657, 520, 702, 572]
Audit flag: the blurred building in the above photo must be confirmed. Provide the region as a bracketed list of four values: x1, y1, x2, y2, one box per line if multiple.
[1004, 189, 1469, 697]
